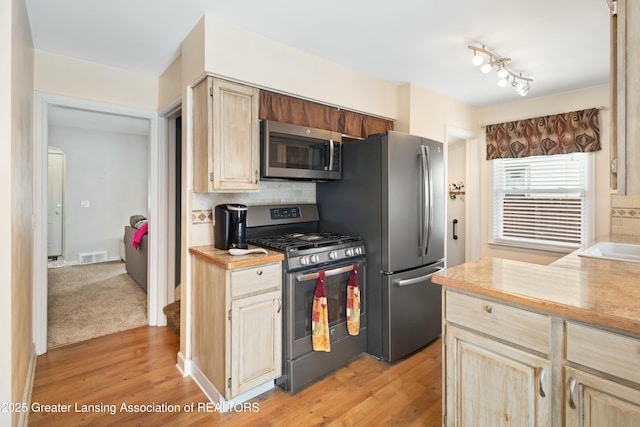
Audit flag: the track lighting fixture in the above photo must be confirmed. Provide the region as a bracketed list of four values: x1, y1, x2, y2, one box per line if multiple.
[468, 43, 533, 96]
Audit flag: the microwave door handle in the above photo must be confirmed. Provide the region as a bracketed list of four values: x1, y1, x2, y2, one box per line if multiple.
[327, 140, 335, 171]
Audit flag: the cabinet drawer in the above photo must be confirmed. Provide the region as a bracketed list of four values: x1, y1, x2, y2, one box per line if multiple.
[566, 321, 640, 385]
[231, 263, 281, 298]
[445, 290, 550, 354]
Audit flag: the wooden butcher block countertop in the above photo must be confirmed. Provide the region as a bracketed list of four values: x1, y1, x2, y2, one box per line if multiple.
[433, 235, 640, 335]
[189, 245, 284, 269]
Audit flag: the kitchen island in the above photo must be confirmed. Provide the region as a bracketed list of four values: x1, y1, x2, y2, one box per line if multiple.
[188, 245, 284, 408]
[433, 235, 640, 426]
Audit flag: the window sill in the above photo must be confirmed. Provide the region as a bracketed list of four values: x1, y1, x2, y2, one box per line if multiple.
[488, 240, 576, 255]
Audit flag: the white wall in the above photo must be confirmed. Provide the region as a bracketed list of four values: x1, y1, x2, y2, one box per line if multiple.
[478, 84, 611, 265]
[159, 55, 181, 109]
[201, 14, 398, 120]
[2, 0, 35, 424]
[49, 126, 149, 264]
[401, 82, 479, 142]
[34, 51, 158, 110]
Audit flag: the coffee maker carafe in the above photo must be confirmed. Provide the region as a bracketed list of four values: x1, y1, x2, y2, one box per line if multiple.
[214, 204, 248, 250]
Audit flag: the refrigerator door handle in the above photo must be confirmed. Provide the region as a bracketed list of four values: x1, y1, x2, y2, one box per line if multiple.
[393, 267, 444, 287]
[420, 145, 433, 257]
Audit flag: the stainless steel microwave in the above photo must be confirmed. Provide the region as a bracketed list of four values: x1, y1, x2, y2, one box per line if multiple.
[261, 120, 342, 181]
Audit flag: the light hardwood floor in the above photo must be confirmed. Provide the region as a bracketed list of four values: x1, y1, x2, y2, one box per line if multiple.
[29, 326, 442, 426]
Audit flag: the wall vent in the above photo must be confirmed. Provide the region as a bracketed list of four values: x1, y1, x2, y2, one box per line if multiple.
[79, 251, 108, 265]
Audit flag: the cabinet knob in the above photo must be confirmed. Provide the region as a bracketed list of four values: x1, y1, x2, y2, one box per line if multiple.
[256, 269, 263, 276]
[485, 305, 494, 314]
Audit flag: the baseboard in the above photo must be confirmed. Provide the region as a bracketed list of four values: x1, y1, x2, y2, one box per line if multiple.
[190, 361, 274, 412]
[190, 363, 223, 405]
[176, 351, 190, 376]
[18, 344, 37, 427]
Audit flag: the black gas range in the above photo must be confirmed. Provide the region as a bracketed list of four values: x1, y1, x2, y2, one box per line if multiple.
[245, 204, 367, 394]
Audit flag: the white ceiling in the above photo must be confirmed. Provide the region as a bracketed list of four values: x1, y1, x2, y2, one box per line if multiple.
[25, 0, 611, 108]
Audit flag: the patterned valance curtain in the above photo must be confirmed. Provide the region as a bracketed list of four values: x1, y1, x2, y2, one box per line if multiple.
[259, 90, 394, 139]
[485, 108, 601, 160]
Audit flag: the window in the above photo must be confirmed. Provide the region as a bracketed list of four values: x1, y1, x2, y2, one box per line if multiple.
[492, 153, 590, 251]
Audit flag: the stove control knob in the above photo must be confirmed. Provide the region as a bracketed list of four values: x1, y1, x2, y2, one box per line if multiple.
[346, 248, 354, 257]
[299, 256, 309, 265]
[328, 251, 338, 260]
[310, 255, 319, 263]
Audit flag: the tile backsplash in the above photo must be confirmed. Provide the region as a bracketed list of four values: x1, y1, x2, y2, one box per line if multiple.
[191, 181, 316, 246]
[611, 195, 640, 236]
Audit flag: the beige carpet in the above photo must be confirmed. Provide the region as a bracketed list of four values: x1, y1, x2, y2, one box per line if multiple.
[47, 260, 147, 349]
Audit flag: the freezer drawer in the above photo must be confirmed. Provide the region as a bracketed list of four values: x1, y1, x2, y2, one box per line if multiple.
[382, 263, 444, 362]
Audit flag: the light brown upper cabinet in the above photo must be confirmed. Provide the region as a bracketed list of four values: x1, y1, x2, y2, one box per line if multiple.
[193, 77, 260, 192]
[612, 0, 640, 195]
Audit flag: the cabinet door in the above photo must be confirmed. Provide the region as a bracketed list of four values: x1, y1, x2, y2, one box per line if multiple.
[566, 366, 640, 427]
[614, 0, 640, 194]
[445, 325, 551, 427]
[211, 78, 260, 192]
[230, 290, 282, 397]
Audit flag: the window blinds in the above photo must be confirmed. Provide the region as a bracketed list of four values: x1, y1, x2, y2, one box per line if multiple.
[493, 153, 588, 249]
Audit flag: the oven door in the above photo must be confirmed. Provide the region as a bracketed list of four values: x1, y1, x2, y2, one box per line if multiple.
[285, 258, 366, 360]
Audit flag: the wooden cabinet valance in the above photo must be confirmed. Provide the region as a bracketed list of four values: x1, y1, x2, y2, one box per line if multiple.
[259, 90, 393, 139]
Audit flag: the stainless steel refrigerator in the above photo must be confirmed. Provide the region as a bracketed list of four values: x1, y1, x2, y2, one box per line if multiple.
[317, 131, 444, 362]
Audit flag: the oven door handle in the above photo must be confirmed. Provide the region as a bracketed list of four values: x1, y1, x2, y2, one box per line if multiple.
[296, 264, 355, 282]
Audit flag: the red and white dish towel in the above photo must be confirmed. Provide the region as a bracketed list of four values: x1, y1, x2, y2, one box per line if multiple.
[346, 263, 360, 335]
[312, 271, 331, 352]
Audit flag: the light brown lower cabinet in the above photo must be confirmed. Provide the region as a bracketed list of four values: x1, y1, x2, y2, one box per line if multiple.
[191, 256, 282, 399]
[565, 321, 640, 426]
[445, 325, 551, 426]
[565, 366, 640, 427]
[443, 289, 640, 427]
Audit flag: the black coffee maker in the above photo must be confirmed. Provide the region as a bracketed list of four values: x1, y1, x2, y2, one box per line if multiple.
[214, 204, 248, 250]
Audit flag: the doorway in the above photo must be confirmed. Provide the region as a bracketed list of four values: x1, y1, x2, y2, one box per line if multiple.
[33, 93, 168, 355]
[44, 107, 151, 348]
[47, 147, 65, 262]
[447, 137, 466, 267]
[161, 104, 182, 303]
[445, 126, 480, 267]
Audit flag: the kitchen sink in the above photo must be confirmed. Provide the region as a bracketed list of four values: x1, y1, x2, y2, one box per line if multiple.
[578, 242, 640, 263]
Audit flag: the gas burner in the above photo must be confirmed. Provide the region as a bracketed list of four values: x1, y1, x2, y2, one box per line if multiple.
[249, 233, 361, 252]
[297, 234, 322, 241]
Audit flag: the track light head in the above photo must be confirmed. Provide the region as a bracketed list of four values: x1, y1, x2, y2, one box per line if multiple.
[513, 79, 525, 91]
[471, 51, 484, 66]
[480, 62, 493, 74]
